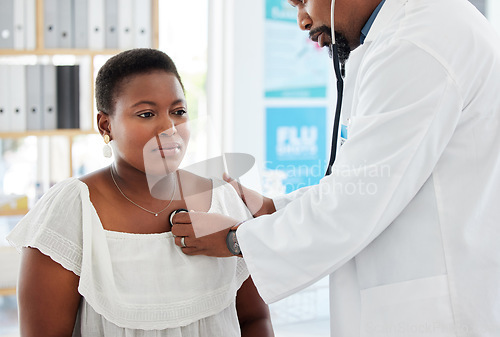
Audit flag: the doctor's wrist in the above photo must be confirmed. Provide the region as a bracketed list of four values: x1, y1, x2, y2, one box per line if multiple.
[254, 197, 276, 218]
[226, 221, 245, 257]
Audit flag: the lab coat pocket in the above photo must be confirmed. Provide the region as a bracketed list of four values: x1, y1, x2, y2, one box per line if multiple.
[360, 275, 456, 337]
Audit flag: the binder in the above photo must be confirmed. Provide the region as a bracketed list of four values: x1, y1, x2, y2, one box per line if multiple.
[0, 65, 11, 132]
[78, 60, 92, 130]
[71, 65, 80, 129]
[42, 65, 57, 130]
[56, 65, 79, 129]
[26, 65, 43, 130]
[24, 0, 36, 49]
[13, 0, 25, 50]
[105, 0, 119, 49]
[57, 66, 72, 129]
[118, 0, 134, 50]
[133, 0, 151, 48]
[44, 0, 58, 48]
[57, 0, 73, 48]
[0, 0, 14, 49]
[73, 0, 88, 49]
[9, 65, 27, 132]
[88, 0, 105, 50]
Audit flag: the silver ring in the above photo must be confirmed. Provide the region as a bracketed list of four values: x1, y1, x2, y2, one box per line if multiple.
[181, 237, 187, 248]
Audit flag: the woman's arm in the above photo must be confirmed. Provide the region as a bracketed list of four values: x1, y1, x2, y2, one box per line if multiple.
[236, 276, 274, 337]
[17, 247, 81, 337]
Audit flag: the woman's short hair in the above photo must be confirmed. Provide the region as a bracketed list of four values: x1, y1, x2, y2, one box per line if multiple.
[95, 48, 184, 115]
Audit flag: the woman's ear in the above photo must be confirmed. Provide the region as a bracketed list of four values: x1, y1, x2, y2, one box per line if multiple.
[97, 111, 111, 137]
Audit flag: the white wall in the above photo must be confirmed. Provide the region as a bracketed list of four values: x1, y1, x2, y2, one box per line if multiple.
[207, 0, 266, 189]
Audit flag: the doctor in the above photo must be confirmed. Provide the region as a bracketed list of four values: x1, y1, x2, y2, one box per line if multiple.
[172, 0, 500, 335]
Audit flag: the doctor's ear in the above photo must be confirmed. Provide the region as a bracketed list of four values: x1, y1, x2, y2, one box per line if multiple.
[97, 111, 111, 137]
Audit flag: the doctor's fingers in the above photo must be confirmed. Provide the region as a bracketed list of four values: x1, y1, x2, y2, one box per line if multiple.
[171, 222, 195, 237]
[171, 212, 192, 224]
[180, 247, 206, 256]
[173, 234, 207, 254]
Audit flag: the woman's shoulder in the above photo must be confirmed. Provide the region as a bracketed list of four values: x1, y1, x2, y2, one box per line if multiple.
[78, 166, 116, 202]
[36, 177, 86, 204]
[79, 166, 110, 188]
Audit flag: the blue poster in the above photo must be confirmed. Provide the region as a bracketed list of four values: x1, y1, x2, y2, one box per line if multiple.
[266, 107, 327, 193]
[264, 0, 329, 98]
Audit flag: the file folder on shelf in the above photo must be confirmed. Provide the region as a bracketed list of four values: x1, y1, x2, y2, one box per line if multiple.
[78, 61, 92, 131]
[13, 0, 25, 50]
[26, 65, 43, 131]
[71, 66, 80, 129]
[88, 0, 105, 50]
[118, 0, 134, 50]
[56, 65, 80, 129]
[0, 65, 11, 132]
[24, 0, 36, 49]
[57, 0, 74, 48]
[42, 64, 57, 130]
[73, 0, 89, 49]
[134, 0, 152, 48]
[44, 0, 58, 48]
[9, 65, 27, 132]
[0, 0, 15, 49]
[105, 0, 119, 49]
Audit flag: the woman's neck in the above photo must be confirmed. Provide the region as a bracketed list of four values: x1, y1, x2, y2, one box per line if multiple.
[110, 163, 179, 202]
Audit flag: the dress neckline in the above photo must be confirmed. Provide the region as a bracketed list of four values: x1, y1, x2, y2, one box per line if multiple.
[75, 177, 216, 237]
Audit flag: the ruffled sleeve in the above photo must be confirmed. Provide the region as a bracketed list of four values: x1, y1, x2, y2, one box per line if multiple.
[7, 178, 85, 276]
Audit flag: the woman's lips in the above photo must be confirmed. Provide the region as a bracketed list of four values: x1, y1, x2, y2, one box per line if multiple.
[154, 143, 181, 158]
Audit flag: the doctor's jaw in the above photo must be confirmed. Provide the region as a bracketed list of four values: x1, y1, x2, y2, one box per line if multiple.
[334, 33, 352, 64]
[308, 25, 351, 63]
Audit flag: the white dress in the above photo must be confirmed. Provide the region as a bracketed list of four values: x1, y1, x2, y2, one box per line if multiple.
[8, 177, 251, 337]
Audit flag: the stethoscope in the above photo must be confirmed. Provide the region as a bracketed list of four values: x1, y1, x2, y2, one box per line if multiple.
[325, 0, 345, 176]
[169, 208, 188, 227]
[169, 208, 189, 247]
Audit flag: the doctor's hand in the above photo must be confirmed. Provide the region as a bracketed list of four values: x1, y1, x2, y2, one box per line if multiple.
[223, 173, 276, 217]
[171, 211, 238, 257]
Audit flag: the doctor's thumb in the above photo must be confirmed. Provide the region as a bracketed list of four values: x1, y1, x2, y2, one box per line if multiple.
[223, 172, 233, 183]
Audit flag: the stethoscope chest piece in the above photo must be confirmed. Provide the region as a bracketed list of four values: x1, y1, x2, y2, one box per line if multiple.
[169, 208, 189, 227]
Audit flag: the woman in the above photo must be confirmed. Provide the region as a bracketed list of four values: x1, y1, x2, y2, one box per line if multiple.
[8, 49, 274, 336]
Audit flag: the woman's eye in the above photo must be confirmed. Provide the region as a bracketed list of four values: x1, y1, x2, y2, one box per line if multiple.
[173, 109, 187, 116]
[138, 111, 155, 118]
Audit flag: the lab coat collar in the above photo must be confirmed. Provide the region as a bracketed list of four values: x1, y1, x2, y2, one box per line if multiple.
[363, 0, 408, 44]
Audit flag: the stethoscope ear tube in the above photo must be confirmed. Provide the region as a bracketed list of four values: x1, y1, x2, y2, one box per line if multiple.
[325, 0, 344, 176]
[325, 43, 344, 176]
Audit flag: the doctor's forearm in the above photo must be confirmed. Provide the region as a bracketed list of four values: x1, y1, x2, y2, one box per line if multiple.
[254, 196, 276, 217]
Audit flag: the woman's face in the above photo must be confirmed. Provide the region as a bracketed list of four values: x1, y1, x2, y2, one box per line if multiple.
[107, 70, 190, 176]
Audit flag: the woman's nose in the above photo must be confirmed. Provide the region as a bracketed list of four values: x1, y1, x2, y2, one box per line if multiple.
[159, 125, 177, 137]
[158, 116, 177, 137]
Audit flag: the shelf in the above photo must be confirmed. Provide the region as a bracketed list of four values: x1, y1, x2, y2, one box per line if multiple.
[0, 209, 28, 217]
[0, 129, 97, 139]
[0, 287, 16, 296]
[0, 49, 123, 56]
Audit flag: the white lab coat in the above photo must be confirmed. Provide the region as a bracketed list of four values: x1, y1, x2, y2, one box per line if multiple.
[236, 0, 500, 336]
